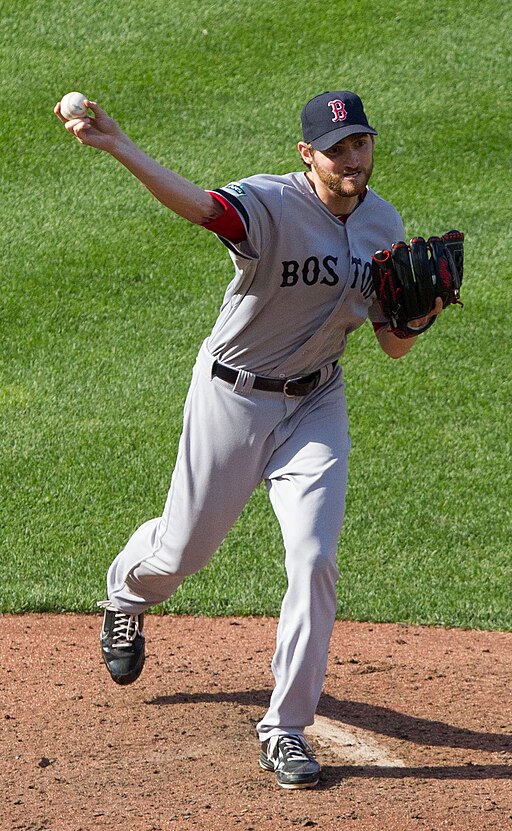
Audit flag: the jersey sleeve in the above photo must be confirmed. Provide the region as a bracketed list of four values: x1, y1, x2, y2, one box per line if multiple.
[201, 192, 247, 243]
[207, 178, 280, 261]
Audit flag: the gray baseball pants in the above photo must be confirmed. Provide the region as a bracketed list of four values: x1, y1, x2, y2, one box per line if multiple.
[107, 341, 350, 740]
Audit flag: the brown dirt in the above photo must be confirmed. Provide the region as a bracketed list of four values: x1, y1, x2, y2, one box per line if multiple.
[1, 615, 511, 831]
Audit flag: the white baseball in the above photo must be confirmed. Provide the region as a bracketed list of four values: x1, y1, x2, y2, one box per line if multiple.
[60, 91, 89, 121]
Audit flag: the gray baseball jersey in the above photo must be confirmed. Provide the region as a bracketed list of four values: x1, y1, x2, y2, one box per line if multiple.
[207, 172, 404, 375]
[106, 169, 405, 742]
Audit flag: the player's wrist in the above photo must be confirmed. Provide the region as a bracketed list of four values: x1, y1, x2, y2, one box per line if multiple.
[385, 324, 417, 340]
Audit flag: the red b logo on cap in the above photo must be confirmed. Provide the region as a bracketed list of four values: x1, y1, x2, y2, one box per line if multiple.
[328, 99, 347, 123]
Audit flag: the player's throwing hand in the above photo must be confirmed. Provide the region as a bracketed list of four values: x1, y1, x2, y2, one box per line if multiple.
[54, 98, 124, 152]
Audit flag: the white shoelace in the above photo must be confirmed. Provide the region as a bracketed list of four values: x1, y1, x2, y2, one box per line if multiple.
[268, 734, 316, 762]
[98, 600, 142, 646]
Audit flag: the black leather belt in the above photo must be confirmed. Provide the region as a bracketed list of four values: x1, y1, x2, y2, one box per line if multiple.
[212, 360, 335, 397]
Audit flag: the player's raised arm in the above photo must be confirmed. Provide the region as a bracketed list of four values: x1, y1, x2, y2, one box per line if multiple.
[54, 96, 222, 225]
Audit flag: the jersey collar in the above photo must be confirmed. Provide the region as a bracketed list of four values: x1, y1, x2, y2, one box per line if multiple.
[336, 187, 368, 224]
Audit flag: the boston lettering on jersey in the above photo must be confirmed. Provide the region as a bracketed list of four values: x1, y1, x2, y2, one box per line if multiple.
[281, 256, 339, 287]
[281, 255, 374, 299]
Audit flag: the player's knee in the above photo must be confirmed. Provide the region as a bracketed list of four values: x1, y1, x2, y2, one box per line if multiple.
[313, 549, 339, 581]
[289, 541, 339, 580]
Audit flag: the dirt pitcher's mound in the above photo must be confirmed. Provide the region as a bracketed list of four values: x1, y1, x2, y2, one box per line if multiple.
[2, 615, 511, 831]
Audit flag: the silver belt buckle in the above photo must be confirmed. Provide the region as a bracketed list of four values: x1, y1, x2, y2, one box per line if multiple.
[283, 378, 297, 398]
[283, 375, 312, 397]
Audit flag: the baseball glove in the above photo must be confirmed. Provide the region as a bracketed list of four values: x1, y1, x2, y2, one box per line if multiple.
[371, 230, 464, 338]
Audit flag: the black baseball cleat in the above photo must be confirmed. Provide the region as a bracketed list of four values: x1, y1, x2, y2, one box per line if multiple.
[98, 601, 145, 685]
[259, 734, 321, 789]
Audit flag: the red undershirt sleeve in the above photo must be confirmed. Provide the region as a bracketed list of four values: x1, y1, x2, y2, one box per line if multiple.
[201, 191, 247, 243]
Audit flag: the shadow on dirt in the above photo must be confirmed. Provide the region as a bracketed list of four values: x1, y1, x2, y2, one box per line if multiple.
[146, 688, 512, 756]
[316, 762, 512, 789]
[317, 694, 512, 753]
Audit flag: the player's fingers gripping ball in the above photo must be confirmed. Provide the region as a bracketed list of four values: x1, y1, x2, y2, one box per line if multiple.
[371, 230, 464, 338]
[59, 91, 90, 121]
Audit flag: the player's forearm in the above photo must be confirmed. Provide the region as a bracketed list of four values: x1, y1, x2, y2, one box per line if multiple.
[109, 135, 220, 224]
[376, 327, 417, 358]
[376, 295, 444, 358]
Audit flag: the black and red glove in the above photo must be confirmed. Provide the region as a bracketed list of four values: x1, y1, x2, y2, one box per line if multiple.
[371, 230, 464, 338]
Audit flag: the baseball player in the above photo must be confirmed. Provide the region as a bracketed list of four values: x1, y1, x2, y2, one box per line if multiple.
[55, 89, 441, 789]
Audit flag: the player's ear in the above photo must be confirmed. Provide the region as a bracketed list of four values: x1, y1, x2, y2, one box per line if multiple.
[298, 141, 314, 166]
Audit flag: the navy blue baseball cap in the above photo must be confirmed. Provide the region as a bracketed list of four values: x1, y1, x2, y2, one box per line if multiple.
[301, 91, 377, 151]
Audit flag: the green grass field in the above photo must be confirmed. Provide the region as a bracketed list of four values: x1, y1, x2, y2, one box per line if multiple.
[1, 0, 510, 628]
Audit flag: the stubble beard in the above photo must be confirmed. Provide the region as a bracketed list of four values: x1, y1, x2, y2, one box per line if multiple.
[312, 159, 374, 199]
